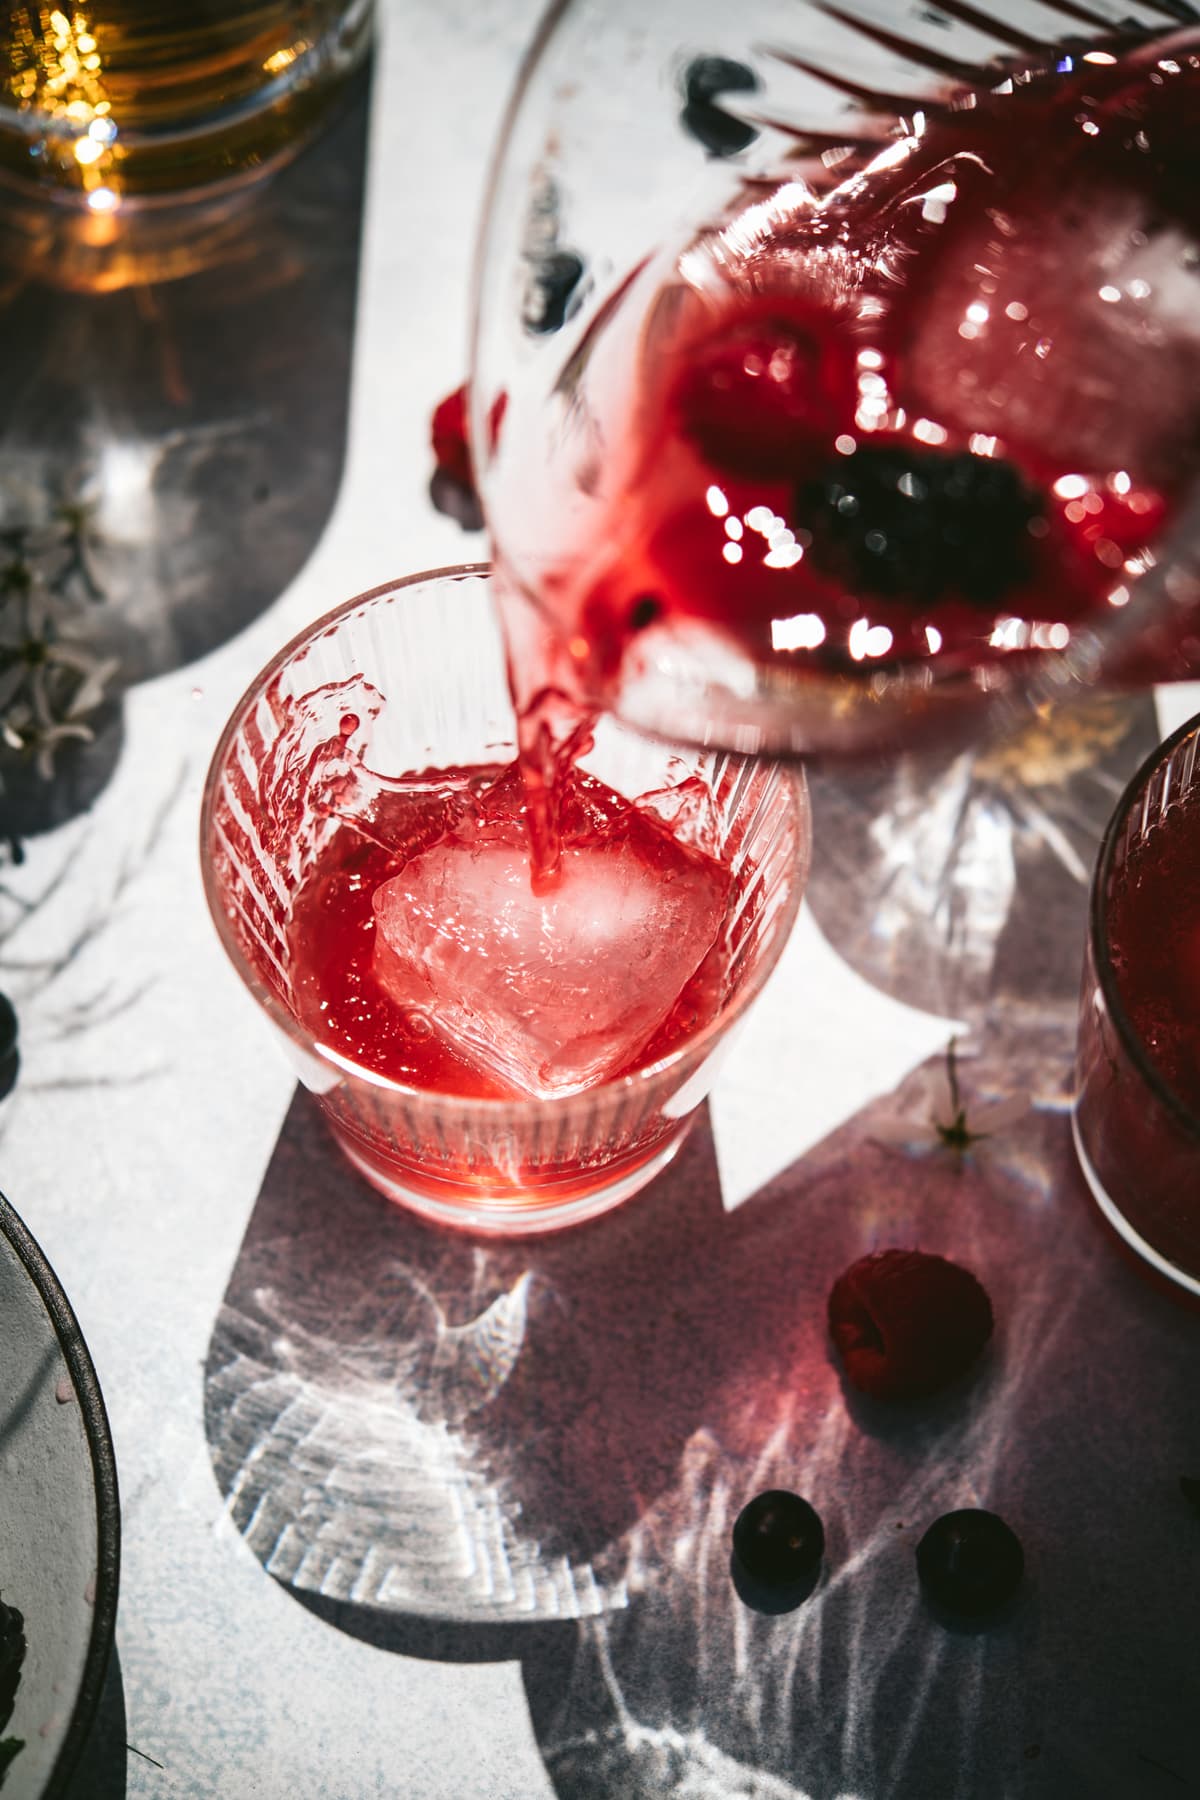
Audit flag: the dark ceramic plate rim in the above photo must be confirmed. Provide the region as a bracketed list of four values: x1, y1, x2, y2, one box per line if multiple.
[0, 1189, 120, 1798]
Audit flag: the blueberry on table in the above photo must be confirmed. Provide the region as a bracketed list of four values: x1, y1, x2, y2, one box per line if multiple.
[916, 1509, 1024, 1619]
[732, 1489, 825, 1593]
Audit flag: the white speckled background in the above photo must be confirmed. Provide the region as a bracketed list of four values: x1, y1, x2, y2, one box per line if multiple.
[1, 1, 1198, 1796]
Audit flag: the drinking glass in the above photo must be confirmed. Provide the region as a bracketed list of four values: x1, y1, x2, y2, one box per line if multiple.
[201, 567, 810, 1235]
[471, 0, 1200, 760]
[1074, 711, 1200, 1297]
[0, 0, 372, 288]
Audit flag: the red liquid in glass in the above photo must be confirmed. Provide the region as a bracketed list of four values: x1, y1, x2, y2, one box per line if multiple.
[1107, 790, 1200, 1117]
[285, 760, 733, 1105]
[489, 31, 1200, 711]
[1076, 746, 1200, 1285]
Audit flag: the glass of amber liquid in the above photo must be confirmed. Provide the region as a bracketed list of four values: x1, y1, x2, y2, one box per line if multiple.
[1074, 712, 1200, 1297]
[0, 1, 371, 286]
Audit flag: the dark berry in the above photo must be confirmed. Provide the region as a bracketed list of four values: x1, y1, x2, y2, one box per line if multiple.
[681, 99, 759, 157]
[681, 59, 760, 158]
[430, 385, 474, 492]
[674, 312, 856, 477]
[828, 1248, 994, 1402]
[429, 468, 484, 533]
[732, 1489, 824, 1589]
[916, 1509, 1024, 1618]
[684, 55, 759, 109]
[523, 250, 585, 335]
[799, 446, 1045, 606]
[0, 993, 15, 1063]
[430, 386, 483, 530]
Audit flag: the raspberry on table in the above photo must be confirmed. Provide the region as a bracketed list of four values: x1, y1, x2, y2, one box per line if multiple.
[827, 1247, 994, 1401]
[916, 1509, 1025, 1619]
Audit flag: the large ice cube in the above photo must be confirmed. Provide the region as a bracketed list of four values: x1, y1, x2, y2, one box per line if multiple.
[372, 828, 728, 1098]
[907, 179, 1200, 487]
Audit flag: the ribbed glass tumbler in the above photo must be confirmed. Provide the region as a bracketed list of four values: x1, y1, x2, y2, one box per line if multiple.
[201, 566, 810, 1234]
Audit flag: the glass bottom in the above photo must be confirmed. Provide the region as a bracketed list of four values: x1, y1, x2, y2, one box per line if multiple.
[333, 1120, 692, 1237]
[1071, 1109, 1200, 1300]
[0, 175, 279, 292]
[0, 31, 370, 293]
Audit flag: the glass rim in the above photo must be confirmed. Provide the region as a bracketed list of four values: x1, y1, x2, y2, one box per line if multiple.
[1090, 705, 1200, 1144]
[200, 562, 810, 1116]
[467, 0, 573, 461]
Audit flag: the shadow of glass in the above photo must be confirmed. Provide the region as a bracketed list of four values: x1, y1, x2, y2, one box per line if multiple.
[203, 1093, 807, 1622]
[61, 1640, 126, 1800]
[804, 693, 1159, 1025]
[0, 68, 371, 841]
[205, 1049, 1200, 1799]
[205, 1093, 1027, 1623]
[201, 700, 1200, 1797]
[290, 1587, 573, 1671]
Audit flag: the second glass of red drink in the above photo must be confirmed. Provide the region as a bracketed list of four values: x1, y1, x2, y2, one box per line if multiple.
[1075, 711, 1200, 1297]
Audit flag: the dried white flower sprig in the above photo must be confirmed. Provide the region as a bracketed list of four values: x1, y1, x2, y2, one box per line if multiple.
[0, 508, 118, 782]
[871, 1038, 1030, 1162]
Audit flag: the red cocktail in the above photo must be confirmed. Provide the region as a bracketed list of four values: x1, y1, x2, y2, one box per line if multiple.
[1075, 711, 1200, 1295]
[202, 568, 808, 1234]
